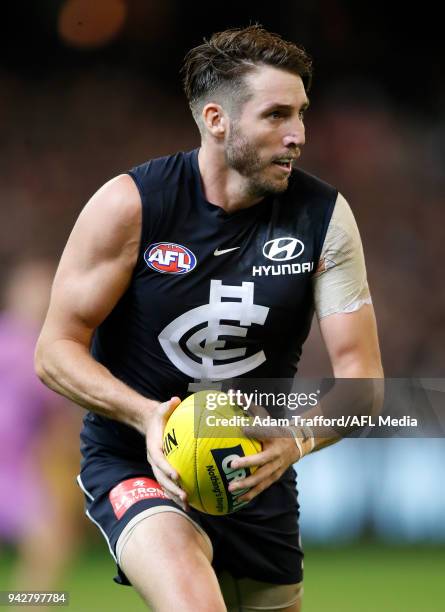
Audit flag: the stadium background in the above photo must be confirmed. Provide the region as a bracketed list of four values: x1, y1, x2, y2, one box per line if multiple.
[0, 1, 443, 610]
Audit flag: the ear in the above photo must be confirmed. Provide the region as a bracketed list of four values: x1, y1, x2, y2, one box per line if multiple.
[201, 102, 227, 138]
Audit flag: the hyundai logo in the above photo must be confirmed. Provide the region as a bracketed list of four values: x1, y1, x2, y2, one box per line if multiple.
[263, 237, 305, 261]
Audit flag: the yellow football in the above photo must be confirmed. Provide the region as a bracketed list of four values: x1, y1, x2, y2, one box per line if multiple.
[163, 390, 261, 515]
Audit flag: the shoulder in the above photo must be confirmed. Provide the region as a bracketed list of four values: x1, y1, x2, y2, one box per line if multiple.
[72, 174, 142, 261]
[128, 150, 193, 197]
[80, 174, 141, 235]
[317, 193, 367, 275]
[322, 193, 363, 253]
[288, 167, 338, 204]
[88, 173, 141, 218]
[329, 193, 360, 235]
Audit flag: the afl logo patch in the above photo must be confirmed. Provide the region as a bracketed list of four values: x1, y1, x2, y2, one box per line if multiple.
[144, 242, 197, 274]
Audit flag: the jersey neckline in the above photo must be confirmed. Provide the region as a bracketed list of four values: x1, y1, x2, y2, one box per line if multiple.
[189, 148, 271, 223]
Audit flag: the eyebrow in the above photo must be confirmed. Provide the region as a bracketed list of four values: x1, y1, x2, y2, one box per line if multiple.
[261, 99, 311, 114]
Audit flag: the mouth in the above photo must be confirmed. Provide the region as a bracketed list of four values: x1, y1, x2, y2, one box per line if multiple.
[272, 159, 294, 173]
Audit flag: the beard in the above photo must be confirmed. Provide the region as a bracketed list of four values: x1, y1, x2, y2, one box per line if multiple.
[224, 124, 291, 198]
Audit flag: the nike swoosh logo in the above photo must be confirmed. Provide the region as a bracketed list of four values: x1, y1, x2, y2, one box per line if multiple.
[213, 247, 240, 256]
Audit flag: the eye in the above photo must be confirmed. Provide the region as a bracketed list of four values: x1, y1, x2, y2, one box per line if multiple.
[298, 110, 306, 121]
[269, 111, 283, 119]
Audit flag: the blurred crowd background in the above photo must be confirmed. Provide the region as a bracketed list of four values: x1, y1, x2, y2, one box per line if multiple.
[0, 0, 443, 599]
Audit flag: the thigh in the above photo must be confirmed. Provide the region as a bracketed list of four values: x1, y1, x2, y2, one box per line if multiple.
[204, 467, 304, 585]
[219, 571, 303, 612]
[120, 511, 225, 612]
[78, 448, 210, 585]
[78, 447, 224, 610]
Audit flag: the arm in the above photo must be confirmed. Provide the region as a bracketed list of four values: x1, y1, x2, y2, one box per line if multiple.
[305, 192, 384, 451]
[229, 194, 383, 501]
[320, 304, 382, 378]
[35, 174, 186, 507]
[36, 175, 146, 428]
[306, 304, 384, 453]
[229, 306, 384, 501]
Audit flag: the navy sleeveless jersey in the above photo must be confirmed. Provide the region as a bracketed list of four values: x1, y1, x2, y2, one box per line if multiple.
[81, 149, 337, 457]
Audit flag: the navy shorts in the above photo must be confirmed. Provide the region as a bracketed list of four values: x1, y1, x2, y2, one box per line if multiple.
[78, 438, 304, 586]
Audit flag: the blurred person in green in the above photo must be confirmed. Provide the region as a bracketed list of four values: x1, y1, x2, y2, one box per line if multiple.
[0, 259, 83, 590]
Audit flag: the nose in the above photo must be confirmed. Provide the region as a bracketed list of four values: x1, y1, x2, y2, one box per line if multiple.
[283, 119, 305, 148]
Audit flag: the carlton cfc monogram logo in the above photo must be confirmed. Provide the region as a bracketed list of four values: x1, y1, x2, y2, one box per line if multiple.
[144, 242, 197, 274]
[158, 280, 269, 383]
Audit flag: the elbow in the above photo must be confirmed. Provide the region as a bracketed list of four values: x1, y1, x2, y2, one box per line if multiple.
[34, 338, 53, 387]
[332, 348, 384, 379]
[332, 356, 385, 418]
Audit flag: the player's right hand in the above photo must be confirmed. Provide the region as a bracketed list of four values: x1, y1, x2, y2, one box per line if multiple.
[143, 396, 189, 512]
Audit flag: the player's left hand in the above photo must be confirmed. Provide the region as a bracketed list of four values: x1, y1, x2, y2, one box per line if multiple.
[228, 435, 300, 503]
[227, 397, 301, 503]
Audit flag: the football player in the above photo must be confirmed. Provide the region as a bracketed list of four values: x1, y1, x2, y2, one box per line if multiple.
[36, 25, 383, 612]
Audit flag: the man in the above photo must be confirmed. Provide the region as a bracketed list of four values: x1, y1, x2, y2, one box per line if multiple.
[35, 25, 383, 612]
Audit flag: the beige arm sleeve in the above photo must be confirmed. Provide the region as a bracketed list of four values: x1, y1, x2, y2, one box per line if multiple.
[313, 193, 372, 319]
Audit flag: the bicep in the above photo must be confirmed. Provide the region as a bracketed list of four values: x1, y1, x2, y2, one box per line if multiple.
[313, 193, 371, 319]
[319, 305, 382, 376]
[314, 194, 382, 376]
[41, 174, 141, 347]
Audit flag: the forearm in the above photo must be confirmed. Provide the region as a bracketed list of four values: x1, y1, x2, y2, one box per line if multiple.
[35, 338, 156, 435]
[294, 364, 384, 456]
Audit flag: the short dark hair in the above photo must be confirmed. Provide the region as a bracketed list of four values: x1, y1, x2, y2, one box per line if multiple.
[182, 24, 313, 121]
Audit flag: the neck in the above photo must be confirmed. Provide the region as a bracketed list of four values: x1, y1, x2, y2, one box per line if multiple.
[198, 145, 264, 213]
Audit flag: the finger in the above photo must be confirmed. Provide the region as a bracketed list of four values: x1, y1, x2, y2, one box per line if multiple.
[163, 484, 189, 513]
[237, 480, 271, 503]
[158, 396, 182, 419]
[148, 445, 180, 482]
[228, 461, 280, 493]
[152, 464, 188, 502]
[158, 484, 188, 512]
[161, 486, 189, 512]
[230, 449, 272, 470]
[148, 400, 182, 480]
[237, 467, 283, 503]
